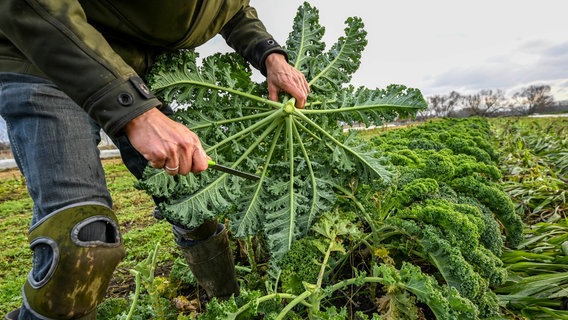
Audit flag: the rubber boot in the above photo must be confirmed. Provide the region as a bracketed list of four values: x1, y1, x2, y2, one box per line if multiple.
[4, 308, 95, 320]
[4, 309, 19, 320]
[177, 222, 240, 299]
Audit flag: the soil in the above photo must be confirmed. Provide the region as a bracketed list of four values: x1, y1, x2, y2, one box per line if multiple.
[0, 167, 21, 180]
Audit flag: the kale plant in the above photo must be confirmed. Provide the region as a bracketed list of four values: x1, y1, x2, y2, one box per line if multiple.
[370, 118, 524, 318]
[138, 2, 426, 264]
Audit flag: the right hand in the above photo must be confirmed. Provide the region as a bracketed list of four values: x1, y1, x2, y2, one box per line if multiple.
[124, 108, 209, 176]
[265, 53, 310, 109]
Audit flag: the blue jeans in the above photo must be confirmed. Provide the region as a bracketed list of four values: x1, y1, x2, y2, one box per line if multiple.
[0, 72, 151, 318]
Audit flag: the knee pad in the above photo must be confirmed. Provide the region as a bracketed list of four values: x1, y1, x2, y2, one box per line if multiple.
[23, 203, 125, 319]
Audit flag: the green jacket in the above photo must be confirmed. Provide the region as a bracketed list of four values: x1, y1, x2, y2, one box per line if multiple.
[0, 0, 285, 137]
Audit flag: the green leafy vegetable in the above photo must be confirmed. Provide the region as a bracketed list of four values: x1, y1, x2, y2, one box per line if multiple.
[138, 2, 426, 264]
[369, 117, 522, 318]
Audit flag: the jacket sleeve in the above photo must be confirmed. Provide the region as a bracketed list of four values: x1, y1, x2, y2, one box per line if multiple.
[220, 4, 288, 76]
[0, 0, 161, 138]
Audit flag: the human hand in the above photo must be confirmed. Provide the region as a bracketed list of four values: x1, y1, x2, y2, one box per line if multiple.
[265, 53, 310, 109]
[124, 108, 209, 176]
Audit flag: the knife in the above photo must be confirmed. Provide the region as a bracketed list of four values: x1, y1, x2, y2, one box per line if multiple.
[208, 160, 260, 181]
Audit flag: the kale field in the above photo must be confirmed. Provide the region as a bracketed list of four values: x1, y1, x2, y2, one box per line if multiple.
[1, 2, 567, 318]
[1, 116, 567, 319]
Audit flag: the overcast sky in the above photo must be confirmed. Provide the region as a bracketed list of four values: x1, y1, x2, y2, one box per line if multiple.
[197, 0, 568, 101]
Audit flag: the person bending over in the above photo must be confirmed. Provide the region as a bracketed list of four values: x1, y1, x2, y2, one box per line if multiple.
[0, 1, 309, 319]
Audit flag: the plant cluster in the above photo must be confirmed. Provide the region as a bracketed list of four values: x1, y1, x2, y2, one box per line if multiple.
[129, 2, 525, 319]
[170, 117, 524, 319]
[366, 118, 524, 318]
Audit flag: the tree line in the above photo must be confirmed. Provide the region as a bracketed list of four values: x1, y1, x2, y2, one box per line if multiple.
[419, 84, 566, 119]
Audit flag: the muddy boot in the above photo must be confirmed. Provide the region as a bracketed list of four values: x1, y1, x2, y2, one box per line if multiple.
[174, 221, 239, 299]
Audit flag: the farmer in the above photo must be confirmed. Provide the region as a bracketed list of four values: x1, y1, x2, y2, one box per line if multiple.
[0, 1, 309, 319]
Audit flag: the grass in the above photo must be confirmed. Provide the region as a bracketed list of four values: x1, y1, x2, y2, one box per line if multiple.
[0, 158, 178, 315]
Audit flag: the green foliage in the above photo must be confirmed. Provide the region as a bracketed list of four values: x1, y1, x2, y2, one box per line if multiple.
[423, 150, 456, 180]
[373, 262, 478, 320]
[195, 212, 478, 320]
[491, 126, 568, 320]
[446, 136, 493, 164]
[167, 117, 527, 319]
[195, 296, 241, 320]
[372, 118, 523, 249]
[367, 118, 521, 318]
[392, 178, 440, 207]
[451, 175, 523, 247]
[97, 298, 130, 319]
[385, 201, 504, 318]
[169, 257, 196, 286]
[278, 237, 321, 294]
[491, 116, 567, 222]
[114, 243, 179, 320]
[139, 2, 426, 268]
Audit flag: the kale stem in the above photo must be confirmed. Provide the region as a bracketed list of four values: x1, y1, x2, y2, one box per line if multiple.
[298, 103, 422, 115]
[188, 109, 277, 130]
[206, 110, 282, 153]
[228, 118, 284, 169]
[294, 120, 322, 142]
[233, 293, 308, 318]
[308, 235, 335, 314]
[275, 290, 313, 320]
[154, 79, 282, 108]
[246, 236, 257, 272]
[292, 118, 319, 229]
[333, 183, 378, 241]
[292, 111, 345, 149]
[286, 116, 296, 250]
[125, 271, 141, 320]
[317, 234, 334, 290]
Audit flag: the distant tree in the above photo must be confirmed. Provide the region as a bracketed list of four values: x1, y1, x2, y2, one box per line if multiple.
[462, 89, 509, 117]
[426, 91, 462, 118]
[512, 84, 555, 114]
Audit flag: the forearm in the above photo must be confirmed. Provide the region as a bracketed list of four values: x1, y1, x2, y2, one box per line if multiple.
[0, 0, 160, 137]
[220, 4, 287, 76]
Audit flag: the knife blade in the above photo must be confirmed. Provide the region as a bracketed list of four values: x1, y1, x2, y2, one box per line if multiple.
[208, 160, 260, 181]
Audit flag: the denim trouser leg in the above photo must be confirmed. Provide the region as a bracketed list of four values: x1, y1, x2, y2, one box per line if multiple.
[0, 72, 113, 318]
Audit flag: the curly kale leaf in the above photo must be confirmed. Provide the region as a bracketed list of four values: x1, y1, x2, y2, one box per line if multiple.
[371, 118, 520, 249]
[285, 2, 326, 75]
[385, 199, 506, 318]
[451, 175, 524, 247]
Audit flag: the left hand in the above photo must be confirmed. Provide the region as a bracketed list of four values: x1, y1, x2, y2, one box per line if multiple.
[265, 53, 310, 109]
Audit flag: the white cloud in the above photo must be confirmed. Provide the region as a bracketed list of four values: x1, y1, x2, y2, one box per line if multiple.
[196, 0, 568, 100]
